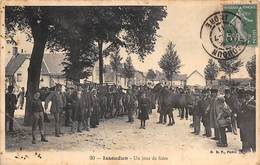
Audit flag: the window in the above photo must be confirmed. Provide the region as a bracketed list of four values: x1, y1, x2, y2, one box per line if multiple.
[17, 73, 22, 82]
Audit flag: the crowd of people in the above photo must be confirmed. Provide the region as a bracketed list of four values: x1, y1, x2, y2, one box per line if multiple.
[156, 85, 256, 153]
[5, 82, 256, 154]
[5, 83, 156, 144]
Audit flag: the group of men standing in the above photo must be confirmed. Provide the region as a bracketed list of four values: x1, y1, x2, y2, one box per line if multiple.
[5, 82, 256, 153]
[190, 87, 256, 153]
[29, 83, 155, 143]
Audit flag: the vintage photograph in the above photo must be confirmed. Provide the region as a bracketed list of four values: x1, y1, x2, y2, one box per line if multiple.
[1, 1, 259, 165]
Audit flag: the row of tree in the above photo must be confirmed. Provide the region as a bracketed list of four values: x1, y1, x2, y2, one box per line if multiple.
[110, 51, 135, 85]
[145, 41, 256, 87]
[6, 6, 167, 125]
[204, 55, 256, 84]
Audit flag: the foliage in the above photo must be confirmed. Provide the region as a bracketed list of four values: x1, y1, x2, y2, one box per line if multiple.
[218, 57, 243, 80]
[159, 41, 182, 82]
[246, 55, 256, 80]
[146, 69, 156, 81]
[122, 56, 135, 79]
[110, 50, 123, 74]
[204, 58, 219, 81]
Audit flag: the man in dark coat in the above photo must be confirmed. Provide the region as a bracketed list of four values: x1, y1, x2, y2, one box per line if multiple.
[126, 89, 136, 123]
[90, 89, 100, 128]
[239, 89, 256, 153]
[224, 88, 240, 135]
[205, 89, 219, 141]
[45, 84, 66, 137]
[64, 88, 73, 127]
[5, 85, 17, 132]
[82, 87, 93, 131]
[201, 89, 211, 137]
[192, 90, 202, 135]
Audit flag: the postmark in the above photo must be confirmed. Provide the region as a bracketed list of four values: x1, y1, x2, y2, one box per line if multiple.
[200, 11, 247, 60]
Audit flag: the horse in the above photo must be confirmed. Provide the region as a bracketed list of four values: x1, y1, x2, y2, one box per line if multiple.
[152, 83, 194, 125]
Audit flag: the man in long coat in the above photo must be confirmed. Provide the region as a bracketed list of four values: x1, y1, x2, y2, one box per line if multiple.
[239, 89, 256, 153]
[90, 89, 100, 128]
[5, 85, 17, 132]
[201, 89, 211, 137]
[205, 89, 219, 141]
[126, 89, 136, 123]
[45, 84, 66, 137]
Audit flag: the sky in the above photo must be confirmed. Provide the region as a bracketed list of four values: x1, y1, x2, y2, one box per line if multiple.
[6, 1, 255, 78]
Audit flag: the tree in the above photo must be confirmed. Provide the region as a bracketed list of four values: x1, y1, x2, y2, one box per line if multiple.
[6, 6, 167, 125]
[5, 7, 97, 125]
[6, 7, 57, 125]
[159, 42, 182, 86]
[218, 57, 244, 80]
[80, 7, 167, 84]
[246, 55, 256, 81]
[110, 50, 123, 85]
[204, 59, 219, 84]
[122, 56, 135, 86]
[146, 69, 156, 82]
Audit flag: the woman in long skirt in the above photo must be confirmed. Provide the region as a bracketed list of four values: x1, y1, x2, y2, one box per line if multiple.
[138, 92, 150, 129]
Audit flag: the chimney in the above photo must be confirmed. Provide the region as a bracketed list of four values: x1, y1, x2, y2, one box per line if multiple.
[12, 46, 18, 56]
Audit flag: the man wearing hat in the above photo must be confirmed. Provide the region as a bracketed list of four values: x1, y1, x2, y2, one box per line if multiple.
[5, 85, 17, 132]
[64, 87, 73, 127]
[224, 88, 239, 135]
[239, 89, 256, 153]
[45, 83, 66, 137]
[192, 88, 202, 135]
[200, 89, 211, 137]
[90, 88, 99, 128]
[205, 88, 219, 140]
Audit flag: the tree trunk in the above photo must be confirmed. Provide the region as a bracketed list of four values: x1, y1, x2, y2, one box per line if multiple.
[115, 72, 118, 85]
[98, 40, 104, 84]
[24, 23, 48, 126]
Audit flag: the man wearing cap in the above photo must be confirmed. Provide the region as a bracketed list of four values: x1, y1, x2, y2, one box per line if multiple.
[64, 87, 73, 127]
[5, 85, 17, 132]
[201, 89, 211, 137]
[239, 89, 256, 153]
[192, 88, 202, 135]
[205, 89, 219, 141]
[126, 89, 136, 123]
[45, 84, 66, 137]
[224, 88, 239, 135]
[90, 89, 99, 128]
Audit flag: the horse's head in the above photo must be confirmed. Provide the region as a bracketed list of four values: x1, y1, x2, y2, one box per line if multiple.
[152, 83, 162, 94]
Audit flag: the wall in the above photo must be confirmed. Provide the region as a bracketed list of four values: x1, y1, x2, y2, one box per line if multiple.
[186, 72, 206, 87]
[14, 59, 30, 92]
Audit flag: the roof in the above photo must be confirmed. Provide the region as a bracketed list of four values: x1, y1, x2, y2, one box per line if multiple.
[187, 70, 204, 79]
[43, 53, 65, 76]
[172, 74, 187, 81]
[5, 53, 65, 76]
[5, 54, 30, 76]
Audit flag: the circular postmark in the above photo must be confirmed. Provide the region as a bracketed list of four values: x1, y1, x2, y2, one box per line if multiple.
[200, 11, 247, 60]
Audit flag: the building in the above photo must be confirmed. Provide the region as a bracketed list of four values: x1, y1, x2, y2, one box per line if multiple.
[88, 62, 145, 88]
[186, 70, 206, 87]
[5, 52, 66, 91]
[152, 71, 187, 87]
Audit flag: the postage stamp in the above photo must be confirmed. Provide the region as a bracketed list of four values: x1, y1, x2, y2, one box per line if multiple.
[223, 4, 257, 46]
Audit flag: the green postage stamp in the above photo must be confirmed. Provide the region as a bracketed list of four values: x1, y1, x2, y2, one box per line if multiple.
[224, 4, 257, 46]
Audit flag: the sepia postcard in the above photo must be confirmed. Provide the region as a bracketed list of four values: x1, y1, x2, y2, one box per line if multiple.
[0, 0, 259, 165]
